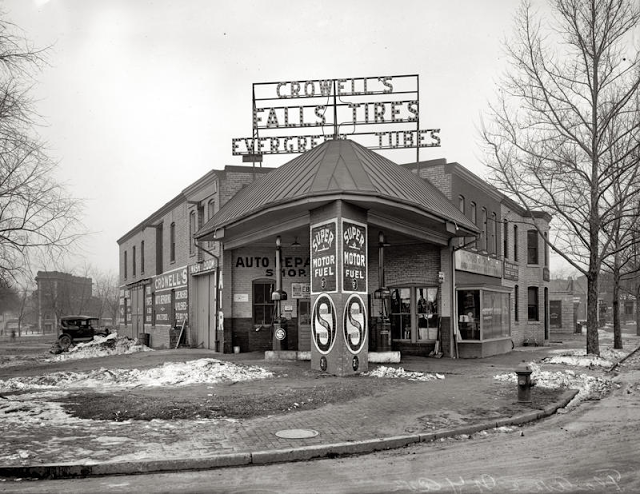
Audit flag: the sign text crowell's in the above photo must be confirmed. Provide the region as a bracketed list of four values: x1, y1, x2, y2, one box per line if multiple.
[233, 74, 440, 156]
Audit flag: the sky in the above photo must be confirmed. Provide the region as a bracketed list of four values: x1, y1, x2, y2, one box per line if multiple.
[4, 0, 536, 277]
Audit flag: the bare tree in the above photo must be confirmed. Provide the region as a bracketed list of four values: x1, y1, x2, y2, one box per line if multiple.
[600, 109, 640, 349]
[0, 278, 19, 313]
[481, 0, 640, 355]
[92, 270, 119, 327]
[0, 16, 83, 285]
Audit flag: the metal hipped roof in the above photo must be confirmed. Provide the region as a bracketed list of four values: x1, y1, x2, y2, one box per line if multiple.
[196, 139, 478, 239]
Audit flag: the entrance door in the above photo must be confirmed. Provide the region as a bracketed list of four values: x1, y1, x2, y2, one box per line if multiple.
[297, 299, 311, 351]
[550, 300, 562, 328]
[194, 272, 218, 350]
[131, 286, 144, 337]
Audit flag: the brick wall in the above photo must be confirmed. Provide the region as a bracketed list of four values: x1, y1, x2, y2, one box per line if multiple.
[385, 243, 440, 286]
[418, 165, 450, 198]
[503, 206, 550, 346]
[219, 167, 272, 207]
[117, 166, 271, 348]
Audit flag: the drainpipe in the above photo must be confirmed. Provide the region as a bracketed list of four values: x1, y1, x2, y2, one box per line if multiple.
[195, 240, 220, 351]
[449, 236, 458, 359]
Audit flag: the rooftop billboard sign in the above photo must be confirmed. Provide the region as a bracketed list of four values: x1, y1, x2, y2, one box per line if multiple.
[232, 74, 440, 158]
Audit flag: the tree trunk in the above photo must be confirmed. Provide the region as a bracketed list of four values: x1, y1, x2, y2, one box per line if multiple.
[613, 264, 622, 349]
[586, 272, 600, 355]
[636, 283, 640, 337]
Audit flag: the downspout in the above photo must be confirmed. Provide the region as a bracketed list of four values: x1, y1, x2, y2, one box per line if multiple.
[449, 236, 458, 359]
[195, 240, 220, 351]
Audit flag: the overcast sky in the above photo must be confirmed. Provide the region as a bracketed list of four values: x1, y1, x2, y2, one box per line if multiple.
[5, 0, 533, 277]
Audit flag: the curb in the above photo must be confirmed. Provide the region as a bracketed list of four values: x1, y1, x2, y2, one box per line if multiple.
[0, 389, 579, 480]
[607, 342, 640, 372]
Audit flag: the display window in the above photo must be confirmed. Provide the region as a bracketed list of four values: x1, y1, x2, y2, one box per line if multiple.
[390, 286, 439, 341]
[457, 289, 510, 340]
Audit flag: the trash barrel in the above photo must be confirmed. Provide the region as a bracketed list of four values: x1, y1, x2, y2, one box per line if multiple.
[139, 332, 150, 347]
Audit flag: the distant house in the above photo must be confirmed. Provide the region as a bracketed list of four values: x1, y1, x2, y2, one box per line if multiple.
[549, 274, 637, 334]
[549, 278, 580, 334]
[35, 271, 96, 333]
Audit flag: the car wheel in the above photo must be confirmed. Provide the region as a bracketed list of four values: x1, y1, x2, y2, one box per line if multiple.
[59, 334, 72, 350]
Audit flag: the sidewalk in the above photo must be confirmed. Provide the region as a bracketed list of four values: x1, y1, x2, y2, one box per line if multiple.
[0, 332, 630, 480]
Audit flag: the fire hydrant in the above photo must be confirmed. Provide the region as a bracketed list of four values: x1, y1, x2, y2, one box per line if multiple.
[515, 362, 533, 403]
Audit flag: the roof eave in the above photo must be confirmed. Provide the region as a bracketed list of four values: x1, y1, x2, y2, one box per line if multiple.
[196, 191, 479, 242]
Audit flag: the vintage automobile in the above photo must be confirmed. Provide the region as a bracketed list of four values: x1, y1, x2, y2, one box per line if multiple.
[57, 315, 110, 350]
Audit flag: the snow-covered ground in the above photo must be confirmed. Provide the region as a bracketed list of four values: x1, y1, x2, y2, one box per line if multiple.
[364, 366, 445, 381]
[493, 339, 632, 407]
[0, 332, 150, 369]
[0, 333, 636, 433]
[0, 358, 275, 392]
[52, 333, 153, 361]
[493, 329, 639, 407]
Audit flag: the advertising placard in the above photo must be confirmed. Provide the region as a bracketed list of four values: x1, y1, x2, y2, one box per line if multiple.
[455, 250, 503, 278]
[311, 220, 337, 294]
[312, 294, 337, 354]
[342, 220, 367, 293]
[343, 294, 367, 354]
[153, 265, 189, 326]
[291, 282, 311, 299]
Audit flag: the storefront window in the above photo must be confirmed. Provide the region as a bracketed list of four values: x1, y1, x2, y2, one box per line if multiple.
[483, 291, 510, 339]
[458, 289, 510, 340]
[390, 288, 411, 339]
[390, 286, 439, 341]
[458, 290, 480, 340]
[417, 287, 438, 340]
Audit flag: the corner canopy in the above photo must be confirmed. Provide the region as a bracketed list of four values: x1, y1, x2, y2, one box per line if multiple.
[196, 139, 478, 242]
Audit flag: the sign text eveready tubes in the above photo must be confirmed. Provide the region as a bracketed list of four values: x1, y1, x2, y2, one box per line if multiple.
[232, 75, 441, 155]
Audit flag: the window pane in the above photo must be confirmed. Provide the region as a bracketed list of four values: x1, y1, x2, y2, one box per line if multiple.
[265, 305, 275, 325]
[528, 287, 539, 321]
[503, 220, 508, 259]
[527, 230, 538, 264]
[254, 306, 265, 325]
[390, 288, 412, 340]
[483, 291, 510, 339]
[458, 290, 480, 340]
[400, 288, 411, 313]
[254, 284, 265, 304]
[417, 287, 438, 339]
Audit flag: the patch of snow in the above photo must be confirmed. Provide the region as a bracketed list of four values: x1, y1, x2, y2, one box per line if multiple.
[364, 366, 442, 382]
[0, 358, 274, 392]
[546, 346, 627, 363]
[494, 362, 613, 406]
[541, 355, 614, 368]
[0, 391, 90, 425]
[51, 333, 153, 361]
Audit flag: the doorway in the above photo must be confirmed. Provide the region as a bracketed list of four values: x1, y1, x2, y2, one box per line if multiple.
[194, 272, 217, 350]
[297, 299, 311, 351]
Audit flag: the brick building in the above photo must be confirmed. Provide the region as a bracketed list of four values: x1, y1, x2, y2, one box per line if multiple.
[549, 278, 579, 335]
[403, 159, 551, 356]
[35, 271, 95, 333]
[117, 143, 551, 359]
[117, 165, 273, 349]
